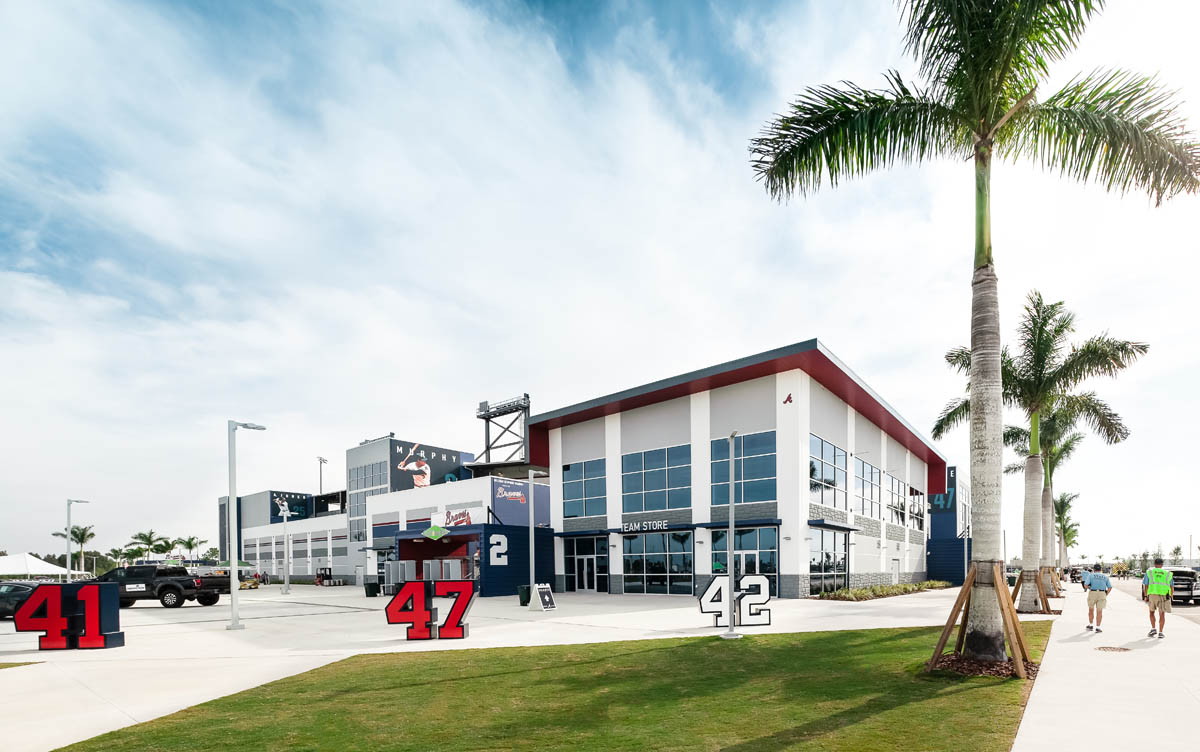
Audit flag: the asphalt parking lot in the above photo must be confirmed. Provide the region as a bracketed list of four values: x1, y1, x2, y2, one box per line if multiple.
[0, 584, 1051, 752]
[1111, 578, 1200, 626]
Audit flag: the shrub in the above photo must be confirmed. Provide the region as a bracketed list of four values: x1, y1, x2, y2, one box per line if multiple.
[818, 580, 952, 601]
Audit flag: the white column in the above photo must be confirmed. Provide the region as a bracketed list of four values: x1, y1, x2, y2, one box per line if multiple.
[306, 532, 313, 575]
[604, 414, 622, 589]
[549, 428, 566, 582]
[879, 428, 889, 573]
[691, 391, 712, 576]
[903, 449, 912, 578]
[845, 404, 856, 576]
[779, 370, 810, 594]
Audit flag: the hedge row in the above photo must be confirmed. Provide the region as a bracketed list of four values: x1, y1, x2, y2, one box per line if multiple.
[818, 580, 953, 601]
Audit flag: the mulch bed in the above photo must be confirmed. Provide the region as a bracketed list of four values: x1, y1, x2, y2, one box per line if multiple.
[929, 653, 1040, 679]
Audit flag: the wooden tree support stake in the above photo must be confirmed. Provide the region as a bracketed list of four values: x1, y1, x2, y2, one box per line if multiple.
[994, 563, 1031, 677]
[954, 587, 971, 655]
[1034, 569, 1052, 614]
[1011, 572, 1022, 602]
[925, 563, 977, 672]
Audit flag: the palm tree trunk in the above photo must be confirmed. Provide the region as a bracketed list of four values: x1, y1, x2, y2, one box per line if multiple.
[1018, 454, 1044, 611]
[1041, 480, 1054, 591]
[963, 149, 1007, 662]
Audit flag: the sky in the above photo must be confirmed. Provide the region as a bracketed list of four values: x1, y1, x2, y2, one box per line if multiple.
[2, 0, 1198, 564]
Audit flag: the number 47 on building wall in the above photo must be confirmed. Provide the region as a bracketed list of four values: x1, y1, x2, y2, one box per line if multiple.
[698, 575, 772, 627]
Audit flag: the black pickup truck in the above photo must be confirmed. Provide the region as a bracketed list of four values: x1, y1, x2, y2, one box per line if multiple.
[90, 565, 226, 608]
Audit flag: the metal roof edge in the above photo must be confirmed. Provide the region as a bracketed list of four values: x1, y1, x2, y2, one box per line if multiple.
[528, 339, 820, 426]
[813, 341, 947, 464]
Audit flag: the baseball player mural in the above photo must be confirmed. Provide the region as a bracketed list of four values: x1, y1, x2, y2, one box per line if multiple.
[397, 444, 432, 489]
[389, 440, 470, 492]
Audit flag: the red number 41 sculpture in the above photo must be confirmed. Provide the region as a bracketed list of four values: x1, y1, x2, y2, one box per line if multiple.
[14, 583, 125, 650]
[384, 580, 475, 640]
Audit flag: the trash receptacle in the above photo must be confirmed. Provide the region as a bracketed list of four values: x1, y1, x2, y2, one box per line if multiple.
[364, 581, 380, 598]
[518, 584, 531, 607]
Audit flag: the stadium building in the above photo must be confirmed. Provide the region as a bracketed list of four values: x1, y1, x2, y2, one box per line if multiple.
[526, 339, 947, 598]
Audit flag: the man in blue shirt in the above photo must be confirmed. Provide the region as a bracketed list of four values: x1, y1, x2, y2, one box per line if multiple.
[1086, 564, 1112, 633]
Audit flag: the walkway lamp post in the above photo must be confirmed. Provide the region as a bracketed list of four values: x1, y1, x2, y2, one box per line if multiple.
[65, 499, 91, 582]
[227, 420, 266, 631]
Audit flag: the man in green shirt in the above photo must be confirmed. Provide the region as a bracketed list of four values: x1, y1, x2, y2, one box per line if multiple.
[1142, 557, 1173, 638]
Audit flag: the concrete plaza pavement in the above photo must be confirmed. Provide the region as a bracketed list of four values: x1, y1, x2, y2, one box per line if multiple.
[1013, 584, 1200, 751]
[0, 583, 1046, 752]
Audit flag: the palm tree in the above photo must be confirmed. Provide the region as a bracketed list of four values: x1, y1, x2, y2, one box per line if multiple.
[936, 292, 1146, 610]
[175, 536, 208, 563]
[750, 2, 1199, 660]
[105, 547, 128, 567]
[52, 524, 96, 572]
[1052, 492, 1079, 571]
[125, 547, 147, 564]
[129, 530, 170, 561]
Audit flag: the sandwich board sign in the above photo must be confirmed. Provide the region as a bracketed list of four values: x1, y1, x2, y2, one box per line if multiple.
[534, 583, 556, 611]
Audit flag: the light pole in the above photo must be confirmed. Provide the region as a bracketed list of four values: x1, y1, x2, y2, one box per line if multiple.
[527, 468, 547, 610]
[227, 420, 266, 631]
[275, 495, 292, 595]
[722, 431, 741, 640]
[317, 456, 328, 494]
[65, 499, 91, 582]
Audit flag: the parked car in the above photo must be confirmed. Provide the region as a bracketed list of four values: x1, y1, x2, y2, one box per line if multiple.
[88, 565, 221, 608]
[1165, 567, 1198, 604]
[0, 581, 37, 618]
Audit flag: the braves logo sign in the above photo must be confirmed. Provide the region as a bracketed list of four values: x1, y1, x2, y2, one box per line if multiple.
[495, 488, 526, 504]
[443, 508, 474, 527]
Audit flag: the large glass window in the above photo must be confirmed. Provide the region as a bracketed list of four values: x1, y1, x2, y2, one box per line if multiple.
[712, 526, 779, 596]
[711, 431, 777, 505]
[886, 474, 906, 526]
[563, 536, 609, 593]
[809, 435, 848, 510]
[623, 531, 693, 595]
[854, 457, 882, 519]
[563, 458, 607, 518]
[809, 529, 848, 594]
[908, 487, 926, 531]
[622, 444, 691, 513]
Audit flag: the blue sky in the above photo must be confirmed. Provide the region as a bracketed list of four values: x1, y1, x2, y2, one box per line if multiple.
[2, 0, 1198, 561]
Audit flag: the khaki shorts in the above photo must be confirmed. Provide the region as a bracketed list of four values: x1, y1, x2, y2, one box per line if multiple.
[1148, 594, 1173, 613]
[1087, 590, 1108, 609]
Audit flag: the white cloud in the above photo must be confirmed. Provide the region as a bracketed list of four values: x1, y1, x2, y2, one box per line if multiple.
[0, 1, 1197, 563]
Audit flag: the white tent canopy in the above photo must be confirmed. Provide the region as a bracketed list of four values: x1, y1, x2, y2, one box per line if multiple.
[0, 553, 88, 577]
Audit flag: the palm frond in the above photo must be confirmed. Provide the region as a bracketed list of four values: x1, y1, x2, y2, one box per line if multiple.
[1052, 334, 1148, 389]
[1003, 69, 1200, 205]
[1003, 461, 1025, 475]
[931, 396, 970, 439]
[944, 345, 971, 375]
[902, 1, 1102, 127]
[1003, 424, 1030, 449]
[750, 71, 969, 199]
[1052, 391, 1129, 444]
[1047, 432, 1086, 478]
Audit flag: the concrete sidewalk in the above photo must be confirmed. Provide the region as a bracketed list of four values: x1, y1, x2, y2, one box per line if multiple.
[1013, 585, 1200, 751]
[0, 584, 1049, 751]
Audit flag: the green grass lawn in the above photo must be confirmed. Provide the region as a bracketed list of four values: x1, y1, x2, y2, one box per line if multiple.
[61, 622, 1051, 752]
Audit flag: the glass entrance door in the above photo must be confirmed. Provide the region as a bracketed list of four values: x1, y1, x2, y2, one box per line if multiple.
[733, 552, 757, 578]
[575, 556, 597, 592]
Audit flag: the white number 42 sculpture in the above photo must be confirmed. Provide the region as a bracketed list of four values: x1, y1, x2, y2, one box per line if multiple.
[698, 574, 772, 627]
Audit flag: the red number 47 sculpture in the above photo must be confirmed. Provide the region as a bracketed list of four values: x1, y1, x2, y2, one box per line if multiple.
[384, 580, 475, 640]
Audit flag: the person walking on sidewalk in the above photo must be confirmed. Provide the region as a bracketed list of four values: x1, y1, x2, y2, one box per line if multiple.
[1142, 558, 1174, 638]
[1085, 564, 1112, 633]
